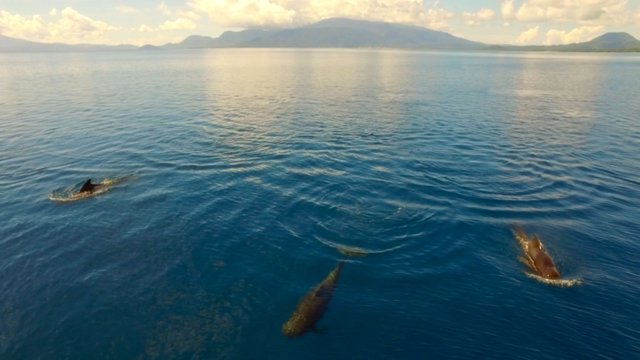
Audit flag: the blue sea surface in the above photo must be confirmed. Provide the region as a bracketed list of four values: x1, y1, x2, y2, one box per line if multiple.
[1, 49, 639, 359]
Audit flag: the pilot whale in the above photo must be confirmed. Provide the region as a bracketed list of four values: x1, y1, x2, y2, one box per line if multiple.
[282, 261, 344, 338]
[49, 175, 136, 203]
[514, 227, 560, 280]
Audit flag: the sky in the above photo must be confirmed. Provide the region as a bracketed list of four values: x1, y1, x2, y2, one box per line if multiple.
[1, 0, 639, 46]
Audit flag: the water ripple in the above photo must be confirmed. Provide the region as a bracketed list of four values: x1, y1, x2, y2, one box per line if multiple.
[1, 50, 639, 359]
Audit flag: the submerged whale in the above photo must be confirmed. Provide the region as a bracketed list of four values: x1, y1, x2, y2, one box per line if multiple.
[336, 244, 369, 257]
[514, 227, 560, 279]
[282, 261, 345, 338]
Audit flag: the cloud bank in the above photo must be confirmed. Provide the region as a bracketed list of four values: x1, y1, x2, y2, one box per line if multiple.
[501, 0, 632, 25]
[462, 8, 496, 25]
[188, 0, 454, 29]
[0, 7, 119, 44]
[516, 25, 539, 44]
[544, 25, 606, 44]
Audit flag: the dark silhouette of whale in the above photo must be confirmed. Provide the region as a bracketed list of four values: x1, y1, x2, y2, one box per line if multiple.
[49, 175, 136, 203]
[514, 227, 561, 279]
[79, 179, 104, 193]
[282, 261, 345, 338]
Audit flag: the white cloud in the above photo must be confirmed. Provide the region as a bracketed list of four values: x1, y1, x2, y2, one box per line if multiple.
[116, 5, 138, 14]
[158, 2, 173, 16]
[188, 0, 294, 28]
[544, 25, 606, 44]
[501, 0, 515, 20]
[159, 17, 198, 30]
[138, 24, 155, 33]
[421, 4, 454, 30]
[137, 3, 201, 33]
[0, 11, 48, 40]
[188, 0, 454, 29]
[0, 7, 119, 44]
[53, 7, 120, 40]
[462, 8, 496, 25]
[515, 1, 546, 22]
[515, 25, 539, 44]
[176, 10, 201, 21]
[138, 17, 198, 33]
[156, 0, 200, 21]
[508, 0, 632, 25]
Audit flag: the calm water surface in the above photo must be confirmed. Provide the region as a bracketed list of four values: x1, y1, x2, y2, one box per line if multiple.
[1, 49, 639, 359]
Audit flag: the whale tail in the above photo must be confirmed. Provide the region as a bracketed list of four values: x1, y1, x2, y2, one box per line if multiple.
[322, 260, 345, 289]
[332, 260, 345, 279]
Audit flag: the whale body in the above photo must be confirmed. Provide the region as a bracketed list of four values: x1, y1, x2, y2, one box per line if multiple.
[514, 227, 561, 279]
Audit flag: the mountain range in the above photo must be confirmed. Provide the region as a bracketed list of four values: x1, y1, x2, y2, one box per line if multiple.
[2, 18, 640, 53]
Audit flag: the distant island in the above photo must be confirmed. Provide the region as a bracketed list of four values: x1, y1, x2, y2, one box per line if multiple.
[486, 32, 640, 52]
[2, 18, 640, 53]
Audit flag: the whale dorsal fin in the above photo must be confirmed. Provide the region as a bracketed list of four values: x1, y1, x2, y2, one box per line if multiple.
[79, 179, 94, 193]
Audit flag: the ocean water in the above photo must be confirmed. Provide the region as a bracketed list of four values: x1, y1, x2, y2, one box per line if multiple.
[1, 49, 639, 359]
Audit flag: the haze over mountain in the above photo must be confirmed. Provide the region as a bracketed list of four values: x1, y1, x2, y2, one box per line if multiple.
[0, 34, 136, 52]
[2, 18, 640, 53]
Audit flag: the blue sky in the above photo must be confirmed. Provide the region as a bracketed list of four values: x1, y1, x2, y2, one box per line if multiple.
[1, 1, 639, 45]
